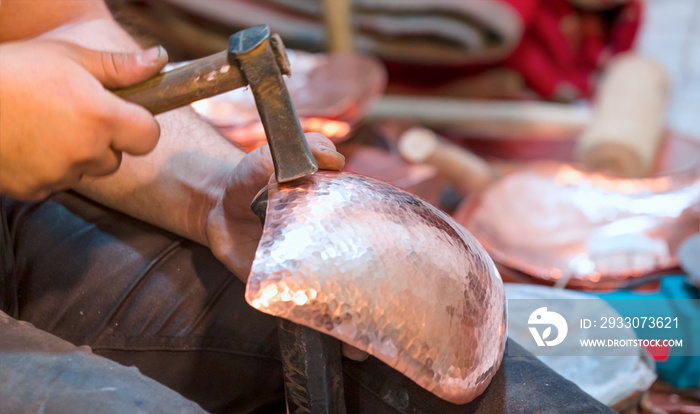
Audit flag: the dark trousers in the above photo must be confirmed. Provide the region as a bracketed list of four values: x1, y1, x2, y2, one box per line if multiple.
[0, 193, 612, 413]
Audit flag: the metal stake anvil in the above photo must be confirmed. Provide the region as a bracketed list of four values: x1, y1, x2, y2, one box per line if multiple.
[115, 25, 318, 183]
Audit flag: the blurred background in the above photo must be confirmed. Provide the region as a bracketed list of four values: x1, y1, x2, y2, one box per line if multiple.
[108, 0, 699, 412]
[640, 0, 699, 140]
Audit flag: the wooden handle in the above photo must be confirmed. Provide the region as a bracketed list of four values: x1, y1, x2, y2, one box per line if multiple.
[113, 51, 246, 115]
[366, 97, 591, 139]
[322, 0, 354, 53]
[575, 53, 670, 178]
[398, 127, 495, 193]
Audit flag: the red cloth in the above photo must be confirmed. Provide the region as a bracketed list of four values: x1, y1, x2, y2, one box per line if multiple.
[383, 0, 642, 102]
[503, 0, 642, 100]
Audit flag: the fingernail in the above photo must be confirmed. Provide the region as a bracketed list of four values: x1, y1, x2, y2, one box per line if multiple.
[137, 45, 165, 66]
[321, 147, 344, 158]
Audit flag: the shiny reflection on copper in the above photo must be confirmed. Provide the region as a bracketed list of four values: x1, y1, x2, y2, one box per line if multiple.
[247, 171, 506, 404]
[455, 162, 700, 289]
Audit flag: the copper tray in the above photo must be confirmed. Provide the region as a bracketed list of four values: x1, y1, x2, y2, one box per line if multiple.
[454, 132, 700, 290]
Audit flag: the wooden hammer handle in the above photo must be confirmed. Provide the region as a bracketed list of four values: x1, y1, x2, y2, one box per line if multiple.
[115, 34, 291, 115]
[113, 51, 248, 115]
[575, 53, 670, 178]
[322, 0, 354, 53]
[399, 127, 495, 194]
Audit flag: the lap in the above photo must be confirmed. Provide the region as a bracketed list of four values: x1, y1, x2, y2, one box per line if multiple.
[2, 192, 284, 413]
[0, 311, 206, 414]
[0, 192, 613, 414]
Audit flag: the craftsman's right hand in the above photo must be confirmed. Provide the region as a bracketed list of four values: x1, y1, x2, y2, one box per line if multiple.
[0, 39, 168, 200]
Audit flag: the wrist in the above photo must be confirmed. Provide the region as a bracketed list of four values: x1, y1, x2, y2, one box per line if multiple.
[188, 167, 232, 247]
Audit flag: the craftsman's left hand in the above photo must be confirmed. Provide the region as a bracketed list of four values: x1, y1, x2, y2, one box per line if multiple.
[205, 133, 344, 281]
[204, 134, 368, 362]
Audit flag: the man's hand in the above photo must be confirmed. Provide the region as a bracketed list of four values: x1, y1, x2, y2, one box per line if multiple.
[205, 133, 345, 280]
[204, 135, 369, 361]
[0, 39, 168, 200]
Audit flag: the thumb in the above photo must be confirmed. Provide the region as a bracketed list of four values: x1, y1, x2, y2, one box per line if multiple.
[77, 45, 168, 89]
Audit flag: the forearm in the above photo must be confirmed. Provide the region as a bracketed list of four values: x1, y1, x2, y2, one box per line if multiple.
[31, 8, 246, 245]
[77, 109, 244, 246]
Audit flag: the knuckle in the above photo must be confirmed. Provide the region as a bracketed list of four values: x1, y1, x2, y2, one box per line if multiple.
[84, 96, 118, 130]
[45, 40, 76, 58]
[100, 51, 122, 82]
[143, 119, 161, 152]
[113, 150, 124, 168]
[66, 129, 108, 166]
[126, 114, 160, 155]
[15, 187, 50, 202]
[305, 132, 335, 149]
[95, 151, 122, 176]
[31, 164, 73, 195]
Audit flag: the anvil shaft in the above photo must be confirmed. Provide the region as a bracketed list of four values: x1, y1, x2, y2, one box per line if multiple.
[254, 189, 347, 414]
[278, 319, 347, 414]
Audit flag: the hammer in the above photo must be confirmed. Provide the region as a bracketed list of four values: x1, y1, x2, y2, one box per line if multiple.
[115, 25, 345, 413]
[115, 24, 318, 183]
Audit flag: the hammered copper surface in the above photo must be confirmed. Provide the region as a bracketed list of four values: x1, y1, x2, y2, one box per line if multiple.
[246, 171, 506, 404]
[456, 162, 700, 289]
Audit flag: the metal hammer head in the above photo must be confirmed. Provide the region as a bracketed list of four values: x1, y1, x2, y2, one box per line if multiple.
[228, 25, 292, 77]
[228, 25, 318, 183]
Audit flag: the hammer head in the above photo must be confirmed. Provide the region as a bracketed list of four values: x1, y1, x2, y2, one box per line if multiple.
[228, 25, 291, 76]
[227, 25, 317, 183]
[228, 25, 268, 58]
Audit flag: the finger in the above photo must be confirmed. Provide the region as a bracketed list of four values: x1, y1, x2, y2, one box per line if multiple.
[242, 133, 342, 181]
[305, 132, 337, 151]
[47, 168, 84, 194]
[103, 95, 161, 155]
[305, 133, 345, 171]
[231, 144, 276, 201]
[226, 132, 343, 207]
[245, 144, 276, 178]
[312, 146, 345, 171]
[80, 148, 123, 177]
[2, 185, 51, 202]
[75, 45, 168, 89]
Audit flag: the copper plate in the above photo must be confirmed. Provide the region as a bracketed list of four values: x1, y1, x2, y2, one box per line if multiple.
[454, 136, 700, 289]
[247, 171, 506, 404]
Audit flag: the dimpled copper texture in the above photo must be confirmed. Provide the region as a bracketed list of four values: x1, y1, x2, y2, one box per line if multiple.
[455, 162, 700, 289]
[246, 171, 506, 404]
